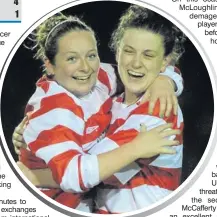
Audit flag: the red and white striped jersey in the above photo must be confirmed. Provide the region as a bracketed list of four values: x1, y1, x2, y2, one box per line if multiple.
[20, 63, 183, 211]
[89, 95, 184, 214]
[21, 63, 116, 210]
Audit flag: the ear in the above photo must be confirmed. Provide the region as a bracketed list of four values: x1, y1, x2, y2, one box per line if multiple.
[44, 58, 55, 76]
[160, 55, 172, 73]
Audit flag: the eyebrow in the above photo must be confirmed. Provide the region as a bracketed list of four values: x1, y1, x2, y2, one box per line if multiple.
[123, 45, 135, 50]
[144, 50, 157, 55]
[63, 49, 97, 55]
[124, 45, 157, 54]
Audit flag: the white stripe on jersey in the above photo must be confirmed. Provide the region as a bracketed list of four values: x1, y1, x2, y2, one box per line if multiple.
[177, 106, 183, 127]
[150, 144, 183, 168]
[80, 87, 110, 121]
[80, 154, 100, 189]
[60, 155, 82, 193]
[100, 63, 117, 96]
[96, 185, 172, 213]
[36, 141, 84, 164]
[27, 86, 45, 111]
[88, 137, 119, 155]
[114, 162, 141, 185]
[24, 108, 84, 144]
[110, 101, 137, 124]
[46, 81, 82, 106]
[114, 114, 167, 133]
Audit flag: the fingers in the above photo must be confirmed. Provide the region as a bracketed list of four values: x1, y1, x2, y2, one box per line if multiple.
[160, 129, 181, 138]
[21, 116, 28, 127]
[172, 95, 178, 115]
[12, 132, 24, 144]
[162, 139, 180, 146]
[148, 96, 158, 115]
[165, 96, 173, 117]
[159, 97, 166, 118]
[160, 147, 176, 155]
[15, 125, 25, 136]
[15, 116, 28, 135]
[160, 139, 180, 154]
[13, 140, 26, 148]
[13, 131, 27, 155]
[15, 146, 21, 155]
[154, 123, 172, 133]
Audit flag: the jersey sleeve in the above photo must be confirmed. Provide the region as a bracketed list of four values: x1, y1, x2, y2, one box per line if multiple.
[23, 84, 100, 193]
[97, 63, 117, 96]
[161, 65, 183, 96]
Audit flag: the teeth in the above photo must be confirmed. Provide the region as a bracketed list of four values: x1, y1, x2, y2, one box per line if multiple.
[73, 75, 90, 80]
[128, 70, 144, 77]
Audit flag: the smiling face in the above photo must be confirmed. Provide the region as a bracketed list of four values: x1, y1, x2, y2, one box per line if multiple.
[116, 28, 168, 104]
[46, 30, 100, 97]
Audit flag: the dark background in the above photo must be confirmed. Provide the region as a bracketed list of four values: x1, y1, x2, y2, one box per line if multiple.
[1, 1, 214, 182]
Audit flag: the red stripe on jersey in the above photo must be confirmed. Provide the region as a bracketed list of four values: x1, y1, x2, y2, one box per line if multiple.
[131, 166, 181, 190]
[100, 96, 113, 113]
[78, 155, 88, 191]
[107, 118, 125, 135]
[54, 191, 82, 208]
[36, 76, 50, 93]
[19, 148, 47, 169]
[131, 100, 167, 120]
[83, 98, 112, 144]
[131, 100, 181, 130]
[107, 129, 138, 146]
[29, 125, 82, 153]
[41, 188, 82, 208]
[41, 188, 62, 198]
[175, 122, 184, 144]
[30, 93, 84, 120]
[48, 150, 81, 184]
[98, 68, 111, 93]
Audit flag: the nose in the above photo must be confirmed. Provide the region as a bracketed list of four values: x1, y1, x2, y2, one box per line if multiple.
[131, 54, 142, 69]
[79, 58, 90, 73]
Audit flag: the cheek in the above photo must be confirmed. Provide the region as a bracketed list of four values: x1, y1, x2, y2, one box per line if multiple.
[147, 59, 161, 72]
[90, 58, 100, 71]
[95, 59, 100, 70]
[65, 65, 78, 76]
[120, 54, 131, 65]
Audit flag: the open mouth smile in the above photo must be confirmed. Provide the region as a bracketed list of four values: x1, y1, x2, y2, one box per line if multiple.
[72, 74, 91, 81]
[127, 70, 145, 78]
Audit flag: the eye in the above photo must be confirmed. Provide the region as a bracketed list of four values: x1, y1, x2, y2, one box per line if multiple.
[144, 53, 155, 58]
[67, 56, 77, 63]
[123, 49, 134, 54]
[88, 53, 97, 60]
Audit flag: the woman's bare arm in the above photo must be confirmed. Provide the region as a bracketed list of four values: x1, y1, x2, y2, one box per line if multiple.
[17, 161, 59, 188]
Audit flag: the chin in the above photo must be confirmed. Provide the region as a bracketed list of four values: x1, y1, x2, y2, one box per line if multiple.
[130, 87, 147, 95]
[77, 89, 91, 97]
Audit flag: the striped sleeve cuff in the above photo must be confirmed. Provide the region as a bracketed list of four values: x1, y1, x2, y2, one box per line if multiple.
[80, 154, 100, 189]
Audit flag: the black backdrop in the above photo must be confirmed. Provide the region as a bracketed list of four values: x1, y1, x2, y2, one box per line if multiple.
[1, 1, 214, 182]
